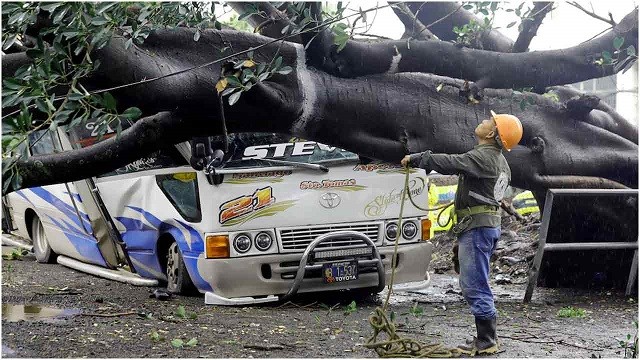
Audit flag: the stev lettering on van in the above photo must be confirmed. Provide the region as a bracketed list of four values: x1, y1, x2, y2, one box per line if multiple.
[242, 141, 348, 160]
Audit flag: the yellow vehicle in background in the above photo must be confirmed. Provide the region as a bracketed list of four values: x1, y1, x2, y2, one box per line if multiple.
[426, 175, 458, 238]
[512, 190, 540, 216]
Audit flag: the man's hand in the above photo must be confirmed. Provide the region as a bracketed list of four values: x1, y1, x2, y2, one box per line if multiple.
[400, 155, 411, 168]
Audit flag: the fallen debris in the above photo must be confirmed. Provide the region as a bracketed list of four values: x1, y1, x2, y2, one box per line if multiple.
[243, 344, 286, 351]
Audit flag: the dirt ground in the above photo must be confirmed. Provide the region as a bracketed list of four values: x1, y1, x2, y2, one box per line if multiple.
[2, 246, 638, 358]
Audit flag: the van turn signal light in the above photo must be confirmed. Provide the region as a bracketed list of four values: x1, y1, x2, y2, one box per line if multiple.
[421, 219, 432, 241]
[206, 235, 230, 258]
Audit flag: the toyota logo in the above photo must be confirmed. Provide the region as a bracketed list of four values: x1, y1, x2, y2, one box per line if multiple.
[319, 193, 341, 209]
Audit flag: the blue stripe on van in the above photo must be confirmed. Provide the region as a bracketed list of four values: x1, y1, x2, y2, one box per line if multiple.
[121, 207, 213, 292]
[15, 189, 104, 266]
[63, 191, 83, 203]
[29, 187, 91, 232]
[115, 217, 157, 250]
[47, 216, 107, 267]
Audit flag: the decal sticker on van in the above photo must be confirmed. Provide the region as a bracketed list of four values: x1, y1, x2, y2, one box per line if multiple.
[225, 170, 293, 184]
[353, 163, 418, 174]
[219, 186, 296, 226]
[299, 179, 367, 192]
[364, 177, 426, 217]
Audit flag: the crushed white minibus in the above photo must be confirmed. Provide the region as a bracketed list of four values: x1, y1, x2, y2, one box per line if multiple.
[2, 124, 434, 305]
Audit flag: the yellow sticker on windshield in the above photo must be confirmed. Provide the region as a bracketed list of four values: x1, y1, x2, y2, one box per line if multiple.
[173, 172, 196, 182]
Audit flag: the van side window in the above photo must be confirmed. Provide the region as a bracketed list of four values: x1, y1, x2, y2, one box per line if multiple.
[28, 130, 56, 155]
[155, 173, 202, 222]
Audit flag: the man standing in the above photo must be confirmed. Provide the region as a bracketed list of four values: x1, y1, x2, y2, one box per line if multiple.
[401, 111, 523, 356]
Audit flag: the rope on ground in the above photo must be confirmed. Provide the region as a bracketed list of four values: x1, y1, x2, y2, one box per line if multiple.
[365, 166, 462, 358]
[365, 307, 462, 358]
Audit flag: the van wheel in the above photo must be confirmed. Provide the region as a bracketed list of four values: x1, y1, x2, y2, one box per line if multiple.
[166, 242, 196, 294]
[31, 216, 56, 263]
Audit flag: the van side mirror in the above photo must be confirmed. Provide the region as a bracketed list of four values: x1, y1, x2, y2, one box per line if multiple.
[190, 137, 213, 170]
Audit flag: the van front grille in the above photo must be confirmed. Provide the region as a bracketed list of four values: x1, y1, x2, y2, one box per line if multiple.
[277, 222, 382, 252]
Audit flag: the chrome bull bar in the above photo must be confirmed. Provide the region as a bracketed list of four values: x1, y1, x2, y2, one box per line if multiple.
[280, 230, 385, 302]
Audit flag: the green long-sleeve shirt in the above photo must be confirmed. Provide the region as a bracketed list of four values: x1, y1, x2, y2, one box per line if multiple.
[409, 144, 510, 230]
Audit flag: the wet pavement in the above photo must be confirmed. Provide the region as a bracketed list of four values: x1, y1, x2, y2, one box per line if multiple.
[2, 304, 81, 323]
[1, 244, 638, 358]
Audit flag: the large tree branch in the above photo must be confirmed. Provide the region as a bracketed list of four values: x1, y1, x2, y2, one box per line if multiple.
[312, 8, 638, 91]
[9, 112, 196, 191]
[512, 2, 554, 52]
[550, 85, 638, 144]
[390, 3, 435, 41]
[406, 2, 514, 52]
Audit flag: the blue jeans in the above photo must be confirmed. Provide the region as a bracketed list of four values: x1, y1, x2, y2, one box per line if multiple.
[457, 227, 500, 320]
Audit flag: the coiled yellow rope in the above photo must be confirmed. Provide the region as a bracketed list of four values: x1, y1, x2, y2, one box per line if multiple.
[365, 307, 462, 358]
[365, 166, 462, 358]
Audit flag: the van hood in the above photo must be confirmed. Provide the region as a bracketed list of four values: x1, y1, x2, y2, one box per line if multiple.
[201, 162, 430, 231]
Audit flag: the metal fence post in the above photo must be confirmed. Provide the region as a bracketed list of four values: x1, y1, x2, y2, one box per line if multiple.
[523, 190, 555, 303]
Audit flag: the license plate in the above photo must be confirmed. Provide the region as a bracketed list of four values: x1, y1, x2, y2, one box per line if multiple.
[322, 261, 358, 283]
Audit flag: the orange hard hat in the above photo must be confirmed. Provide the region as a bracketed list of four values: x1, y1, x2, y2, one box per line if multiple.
[491, 110, 523, 151]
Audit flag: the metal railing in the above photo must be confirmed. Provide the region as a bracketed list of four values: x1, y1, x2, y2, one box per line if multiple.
[524, 188, 638, 303]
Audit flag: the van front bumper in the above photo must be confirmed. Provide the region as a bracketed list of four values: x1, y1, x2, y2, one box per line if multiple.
[200, 236, 433, 305]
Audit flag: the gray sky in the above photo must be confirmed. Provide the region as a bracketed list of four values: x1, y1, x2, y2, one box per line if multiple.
[345, 1, 638, 50]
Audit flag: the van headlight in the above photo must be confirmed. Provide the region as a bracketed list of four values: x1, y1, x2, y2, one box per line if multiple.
[233, 234, 252, 253]
[255, 232, 273, 251]
[385, 223, 398, 240]
[402, 221, 418, 239]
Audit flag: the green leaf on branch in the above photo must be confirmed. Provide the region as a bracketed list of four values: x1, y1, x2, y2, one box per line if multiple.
[613, 36, 624, 50]
[226, 76, 242, 87]
[601, 51, 612, 64]
[103, 92, 117, 111]
[228, 91, 242, 106]
[273, 56, 283, 70]
[121, 107, 142, 121]
[627, 46, 636, 57]
[276, 66, 293, 75]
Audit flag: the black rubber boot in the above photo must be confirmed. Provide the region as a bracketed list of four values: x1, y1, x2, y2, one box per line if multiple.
[475, 317, 498, 354]
[456, 317, 498, 356]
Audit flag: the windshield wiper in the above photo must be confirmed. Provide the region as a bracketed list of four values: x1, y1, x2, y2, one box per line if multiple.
[254, 158, 329, 172]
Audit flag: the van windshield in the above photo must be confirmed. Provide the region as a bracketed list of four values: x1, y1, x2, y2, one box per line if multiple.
[211, 133, 359, 169]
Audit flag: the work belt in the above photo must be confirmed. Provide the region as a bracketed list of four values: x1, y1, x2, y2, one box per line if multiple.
[450, 205, 500, 236]
[455, 205, 500, 218]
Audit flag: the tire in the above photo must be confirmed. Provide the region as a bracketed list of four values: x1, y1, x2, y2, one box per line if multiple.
[31, 216, 57, 263]
[165, 241, 196, 294]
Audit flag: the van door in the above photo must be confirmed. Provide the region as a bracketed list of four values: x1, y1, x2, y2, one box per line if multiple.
[7, 129, 110, 266]
[56, 125, 128, 269]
